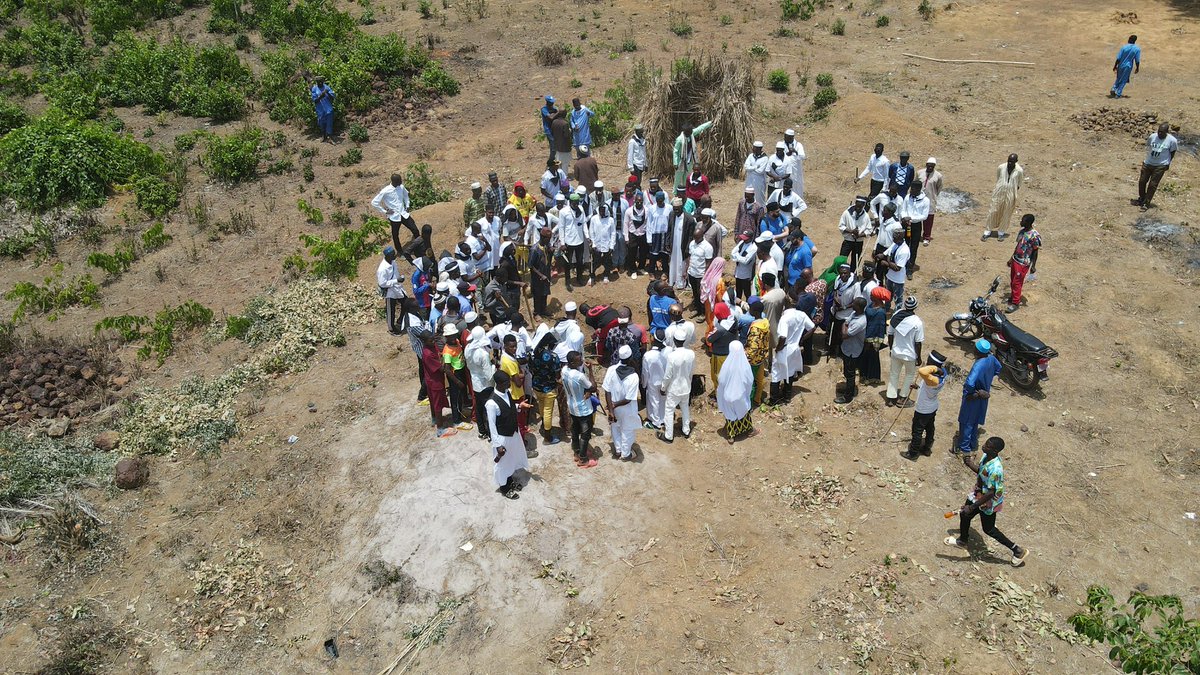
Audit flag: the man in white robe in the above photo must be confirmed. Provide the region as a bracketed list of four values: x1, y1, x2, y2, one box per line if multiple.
[742, 141, 769, 206]
[983, 154, 1024, 241]
[603, 345, 641, 460]
[486, 371, 530, 498]
[640, 330, 667, 431]
[659, 325, 696, 442]
[770, 307, 814, 403]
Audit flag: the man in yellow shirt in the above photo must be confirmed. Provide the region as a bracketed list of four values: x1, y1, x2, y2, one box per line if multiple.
[499, 334, 529, 442]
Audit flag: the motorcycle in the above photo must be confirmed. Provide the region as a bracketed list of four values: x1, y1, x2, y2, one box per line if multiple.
[944, 276, 1059, 390]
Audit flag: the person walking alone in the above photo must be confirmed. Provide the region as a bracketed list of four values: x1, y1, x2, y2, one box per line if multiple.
[944, 437, 1029, 567]
[1109, 35, 1141, 98]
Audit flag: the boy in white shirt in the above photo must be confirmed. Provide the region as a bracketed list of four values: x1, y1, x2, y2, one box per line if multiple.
[902, 351, 946, 460]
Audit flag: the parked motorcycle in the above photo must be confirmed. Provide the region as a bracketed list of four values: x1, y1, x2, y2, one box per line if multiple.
[944, 276, 1058, 389]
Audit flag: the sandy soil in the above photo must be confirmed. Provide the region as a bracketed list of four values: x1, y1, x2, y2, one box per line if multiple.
[3, 0, 1200, 673]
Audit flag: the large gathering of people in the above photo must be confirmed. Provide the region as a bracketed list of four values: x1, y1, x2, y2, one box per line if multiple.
[367, 74, 1180, 566]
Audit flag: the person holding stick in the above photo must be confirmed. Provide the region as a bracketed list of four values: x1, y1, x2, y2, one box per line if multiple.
[944, 436, 1029, 567]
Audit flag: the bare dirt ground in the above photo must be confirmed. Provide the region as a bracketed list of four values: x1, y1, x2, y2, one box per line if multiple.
[3, 0, 1200, 673]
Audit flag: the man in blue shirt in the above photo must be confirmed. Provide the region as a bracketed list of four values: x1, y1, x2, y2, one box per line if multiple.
[569, 98, 595, 150]
[647, 282, 674, 332]
[310, 77, 336, 142]
[785, 232, 814, 296]
[540, 95, 558, 160]
[759, 202, 789, 242]
[956, 339, 1003, 455]
[887, 151, 915, 194]
[1110, 35, 1141, 98]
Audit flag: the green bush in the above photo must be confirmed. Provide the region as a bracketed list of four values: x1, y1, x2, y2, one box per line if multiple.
[337, 146, 362, 166]
[5, 263, 101, 322]
[0, 96, 28, 134]
[875, 14, 890, 27]
[96, 301, 213, 364]
[87, 240, 138, 279]
[404, 161, 450, 210]
[41, 70, 102, 118]
[134, 175, 180, 217]
[88, 0, 186, 43]
[812, 85, 838, 109]
[347, 122, 369, 143]
[419, 62, 459, 96]
[780, 0, 815, 21]
[815, 72, 834, 86]
[296, 217, 387, 279]
[140, 220, 172, 251]
[588, 83, 633, 147]
[202, 126, 263, 183]
[22, 20, 91, 74]
[101, 35, 252, 121]
[234, 33, 250, 50]
[297, 198, 324, 224]
[767, 69, 790, 92]
[0, 111, 162, 211]
[831, 17, 845, 35]
[1070, 585, 1200, 674]
[174, 129, 205, 152]
[918, 0, 934, 20]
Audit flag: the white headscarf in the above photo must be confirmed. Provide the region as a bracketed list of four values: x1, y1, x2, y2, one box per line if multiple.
[466, 326, 490, 354]
[717, 341, 754, 421]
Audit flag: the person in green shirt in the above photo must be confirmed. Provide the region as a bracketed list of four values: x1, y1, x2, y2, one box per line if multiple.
[673, 120, 713, 191]
[945, 436, 1029, 566]
[463, 182, 485, 228]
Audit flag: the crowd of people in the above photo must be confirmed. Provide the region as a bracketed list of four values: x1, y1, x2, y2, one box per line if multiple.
[366, 91, 1071, 564]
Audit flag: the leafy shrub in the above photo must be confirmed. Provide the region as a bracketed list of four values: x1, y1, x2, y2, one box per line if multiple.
[337, 146, 362, 166]
[88, 0, 186, 43]
[5, 263, 101, 321]
[202, 126, 263, 183]
[234, 33, 250, 50]
[224, 314, 252, 339]
[815, 72, 834, 86]
[831, 17, 845, 35]
[102, 35, 252, 121]
[22, 20, 90, 74]
[1070, 585, 1200, 674]
[812, 85, 838, 109]
[404, 161, 450, 210]
[588, 83, 633, 147]
[875, 14, 890, 27]
[87, 240, 138, 279]
[297, 198, 324, 224]
[781, 0, 815, 21]
[0, 111, 161, 211]
[259, 33, 446, 129]
[296, 217, 387, 280]
[174, 130, 205, 152]
[330, 210, 350, 226]
[134, 175, 180, 217]
[418, 62, 459, 96]
[668, 11, 692, 36]
[748, 44, 768, 59]
[347, 122, 369, 143]
[96, 301, 212, 364]
[302, 162, 315, 182]
[141, 221, 173, 251]
[918, 0, 934, 20]
[767, 69, 790, 92]
[41, 70, 102, 118]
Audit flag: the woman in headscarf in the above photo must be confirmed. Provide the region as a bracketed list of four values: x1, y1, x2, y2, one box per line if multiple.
[529, 324, 563, 445]
[465, 326, 496, 439]
[716, 341, 757, 443]
[700, 257, 726, 336]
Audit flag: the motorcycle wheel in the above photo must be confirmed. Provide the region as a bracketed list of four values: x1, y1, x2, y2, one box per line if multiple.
[944, 318, 982, 340]
[1009, 363, 1039, 390]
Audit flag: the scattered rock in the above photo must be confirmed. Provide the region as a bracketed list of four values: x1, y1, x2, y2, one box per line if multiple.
[1020, 424, 1029, 433]
[774, 618, 785, 626]
[1048, 421, 1055, 427]
[111, 375, 131, 388]
[114, 457, 149, 490]
[46, 418, 70, 438]
[94, 430, 121, 452]
[80, 365, 97, 381]
[693, 639, 707, 652]
[1070, 107, 1159, 137]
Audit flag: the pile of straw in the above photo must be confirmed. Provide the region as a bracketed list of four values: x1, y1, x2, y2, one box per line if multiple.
[636, 53, 757, 186]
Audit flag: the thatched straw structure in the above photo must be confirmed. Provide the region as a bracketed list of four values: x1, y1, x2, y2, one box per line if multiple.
[636, 53, 757, 185]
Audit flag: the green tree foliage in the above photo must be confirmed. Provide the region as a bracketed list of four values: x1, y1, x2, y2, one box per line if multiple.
[294, 217, 387, 280]
[96, 300, 213, 364]
[0, 96, 29, 133]
[134, 175, 179, 217]
[1071, 586, 1200, 674]
[404, 161, 450, 210]
[101, 34, 252, 120]
[5, 263, 101, 321]
[0, 110, 161, 211]
[202, 126, 263, 183]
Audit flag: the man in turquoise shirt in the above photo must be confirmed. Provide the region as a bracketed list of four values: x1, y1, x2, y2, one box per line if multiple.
[1110, 35, 1141, 98]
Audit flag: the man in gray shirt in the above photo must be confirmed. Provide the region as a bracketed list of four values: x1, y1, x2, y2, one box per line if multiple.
[835, 297, 868, 404]
[1137, 122, 1178, 211]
